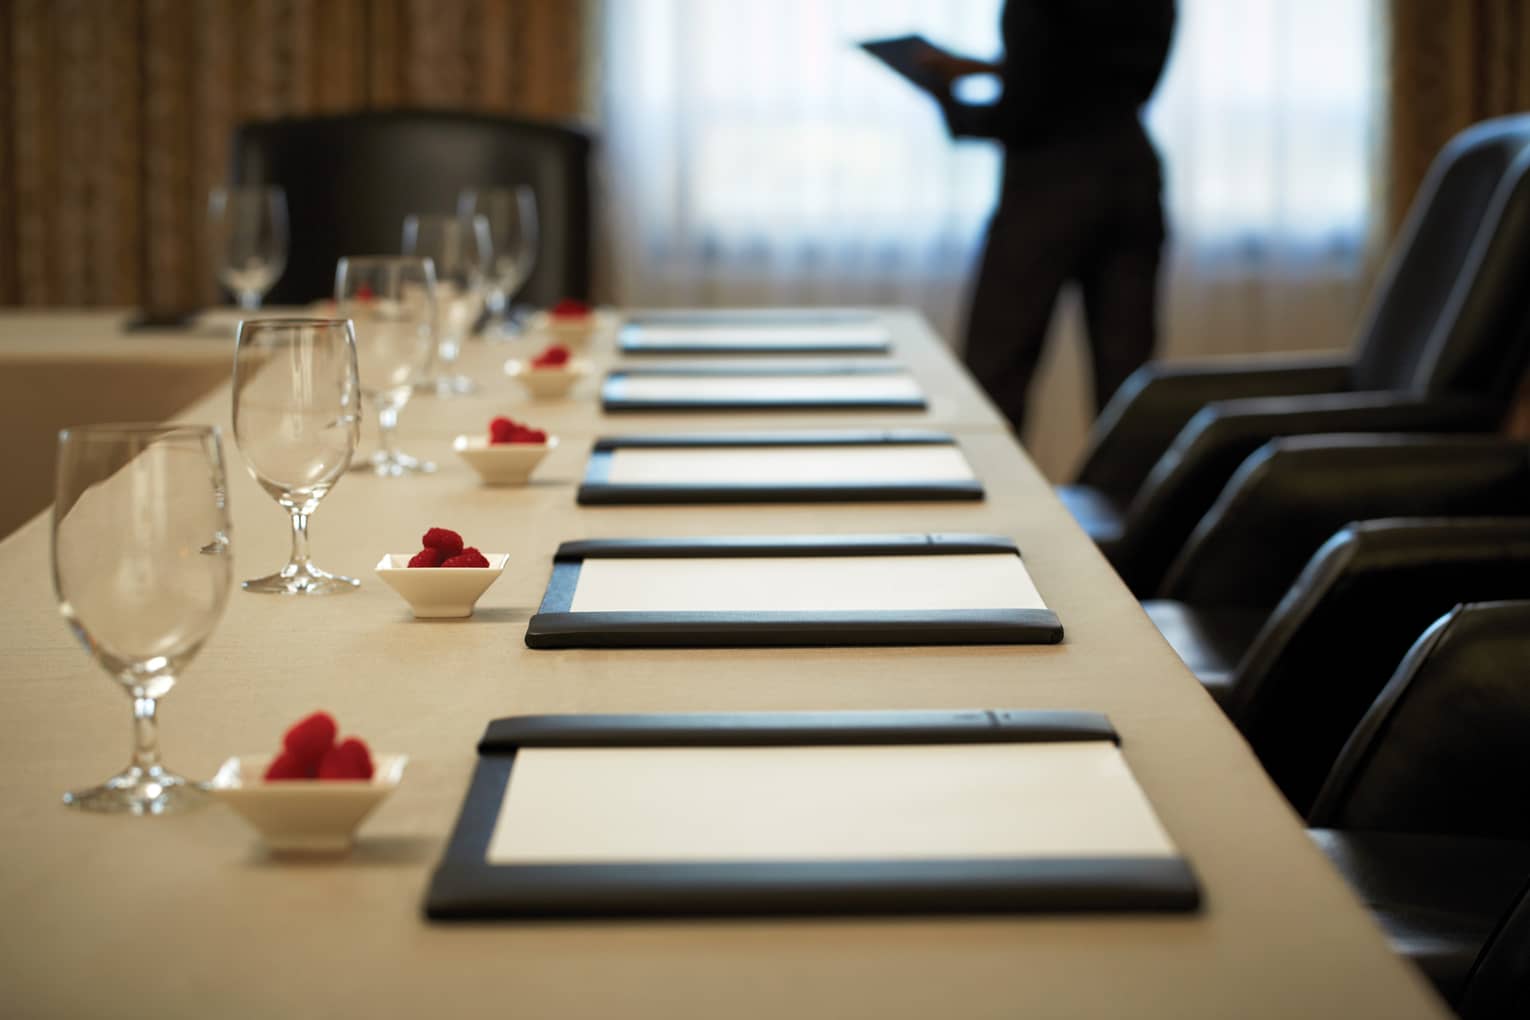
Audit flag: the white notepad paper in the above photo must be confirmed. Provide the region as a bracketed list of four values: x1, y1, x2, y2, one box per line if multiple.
[614, 374, 923, 403]
[487, 742, 1177, 864]
[565, 553, 1046, 613]
[625, 324, 889, 349]
[604, 445, 977, 485]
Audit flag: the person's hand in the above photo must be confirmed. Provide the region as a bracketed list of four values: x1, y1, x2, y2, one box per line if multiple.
[914, 43, 1001, 94]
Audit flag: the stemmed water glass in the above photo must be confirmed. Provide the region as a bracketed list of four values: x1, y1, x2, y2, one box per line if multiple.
[402, 213, 492, 395]
[209, 186, 289, 309]
[459, 186, 538, 337]
[232, 319, 362, 594]
[52, 424, 233, 814]
[335, 256, 438, 476]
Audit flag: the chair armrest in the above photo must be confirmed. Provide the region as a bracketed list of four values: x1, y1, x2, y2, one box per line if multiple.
[1160, 434, 1530, 607]
[1074, 354, 1353, 504]
[1110, 391, 1506, 596]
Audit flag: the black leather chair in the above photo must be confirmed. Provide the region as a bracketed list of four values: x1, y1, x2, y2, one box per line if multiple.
[1461, 874, 1530, 1020]
[1146, 434, 1530, 692]
[1057, 114, 1530, 596]
[231, 110, 593, 307]
[1308, 601, 1530, 1007]
[1214, 519, 1530, 815]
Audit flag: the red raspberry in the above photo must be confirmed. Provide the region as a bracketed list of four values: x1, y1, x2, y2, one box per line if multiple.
[489, 416, 518, 445]
[317, 737, 374, 781]
[441, 547, 490, 568]
[408, 547, 445, 568]
[264, 750, 316, 781]
[421, 528, 464, 555]
[532, 344, 571, 368]
[525, 429, 548, 444]
[282, 711, 337, 764]
[551, 298, 590, 318]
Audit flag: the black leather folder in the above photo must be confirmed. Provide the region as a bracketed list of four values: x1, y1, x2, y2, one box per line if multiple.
[425, 710, 1201, 919]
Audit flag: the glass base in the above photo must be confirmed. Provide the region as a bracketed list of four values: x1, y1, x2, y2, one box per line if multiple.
[365, 449, 436, 477]
[415, 374, 478, 396]
[63, 765, 207, 816]
[243, 560, 360, 595]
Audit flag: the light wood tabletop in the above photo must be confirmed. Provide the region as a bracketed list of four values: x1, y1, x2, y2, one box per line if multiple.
[0, 309, 1447, 1018]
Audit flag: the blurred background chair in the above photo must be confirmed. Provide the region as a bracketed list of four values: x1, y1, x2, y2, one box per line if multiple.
[1056, 114, 1530, 596]
[1145, 434, 1530, 695]
[1307, 600, 1530, 1008]
[231, 110, 593, 308]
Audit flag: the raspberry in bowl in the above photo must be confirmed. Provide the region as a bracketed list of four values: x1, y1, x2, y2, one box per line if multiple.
[375, 527, 508, 618]
[207, 711, 407, 854]
[504, 342, 589, 398]
[453, 417, 557, 485]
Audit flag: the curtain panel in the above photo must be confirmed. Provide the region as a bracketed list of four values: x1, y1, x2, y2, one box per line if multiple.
[1387, 0, 1530, 236]
[0, 0, 587, 310]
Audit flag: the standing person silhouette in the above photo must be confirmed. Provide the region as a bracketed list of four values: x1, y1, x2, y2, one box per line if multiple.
[917, 1, 1177, 434]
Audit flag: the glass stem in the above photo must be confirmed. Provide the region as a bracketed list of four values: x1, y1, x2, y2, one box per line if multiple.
[238, 290, 262, 311]
[378, 405, 401, 459]
[132, 696, 162, 773]
[288, 509, 312, 568]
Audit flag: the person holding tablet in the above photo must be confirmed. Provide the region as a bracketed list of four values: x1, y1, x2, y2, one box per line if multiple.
[905, 1, 1177, 434]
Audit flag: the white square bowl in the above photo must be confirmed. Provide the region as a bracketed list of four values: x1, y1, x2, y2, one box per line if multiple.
[528, 311, 601, 349]
[451, 435, 556, 485]
[208, 753, 407, 854]
[374, 552, 508, 618]
[504, 357, 592, 398]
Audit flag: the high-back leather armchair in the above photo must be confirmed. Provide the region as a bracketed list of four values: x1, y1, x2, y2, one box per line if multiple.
[1057, 114, 1530, 596]
[231, 110, 593, 308]
[1224, 519, 1530, 815]
[1142, 434, 1530, 695]
[1462, 873, 1530, 1019]
[1307, 601, 1530, 1007]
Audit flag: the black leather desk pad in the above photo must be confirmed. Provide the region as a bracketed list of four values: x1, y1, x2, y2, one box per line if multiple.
[523, 534, 1062, 648]
[425, 710, 1201, 919]
[576, 431, 984, 504]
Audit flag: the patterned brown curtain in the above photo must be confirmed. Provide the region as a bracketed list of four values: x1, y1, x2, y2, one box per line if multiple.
[1385, 0, 1530, 236]
[0, 0, 589, 310]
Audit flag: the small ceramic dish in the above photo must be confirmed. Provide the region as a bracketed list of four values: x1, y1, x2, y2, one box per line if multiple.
[504, 357, 592, 398]
[374, 552, 509, 618]
[529, 311, 600, 349]
[452, 434, 556, 485]
[208, 753, 408, 854]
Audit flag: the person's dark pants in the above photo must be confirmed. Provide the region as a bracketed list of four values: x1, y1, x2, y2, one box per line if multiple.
[963, 118, 1166, 433]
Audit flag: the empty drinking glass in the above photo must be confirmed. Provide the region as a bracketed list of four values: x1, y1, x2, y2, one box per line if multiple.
[335, 256, 438, 476]
[53, 424, 233, 814]
[209, 186, 289, 309]
[232, 319, 362, 594]
[459, 186, 538, 337]
[402, 213, 492, 395]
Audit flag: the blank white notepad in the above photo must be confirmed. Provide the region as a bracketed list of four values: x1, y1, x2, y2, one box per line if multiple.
[487, 742, 1178, 864]
[615, 374, 923, 403]
[625, 324, 889, 349]
[564, 553, 1046, 614]
[603, 444, 977, 485]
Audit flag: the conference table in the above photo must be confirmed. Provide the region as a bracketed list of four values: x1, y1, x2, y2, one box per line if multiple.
[0, 309, 1447, 1018]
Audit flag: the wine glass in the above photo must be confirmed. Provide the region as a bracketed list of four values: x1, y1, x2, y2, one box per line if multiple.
[402, 213, 492, 395]
[232, 319, 362, 594]
[52, 424, 233, 814]
[458, 186, 538, 338]
[335, 256, 438, 476]
[209, 186, 289, 309]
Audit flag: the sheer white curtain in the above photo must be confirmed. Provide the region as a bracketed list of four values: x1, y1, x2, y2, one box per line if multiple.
[598, 0, 1380, 478]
